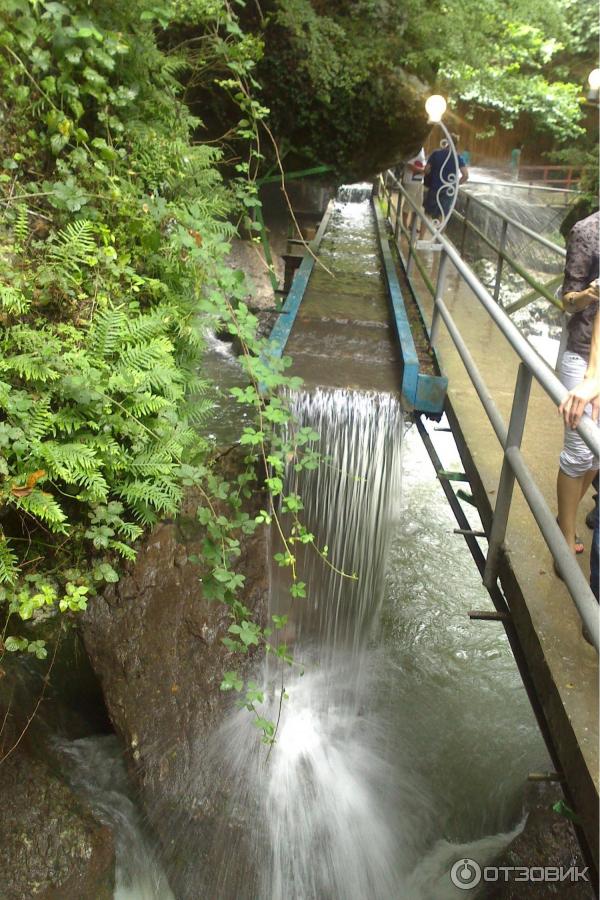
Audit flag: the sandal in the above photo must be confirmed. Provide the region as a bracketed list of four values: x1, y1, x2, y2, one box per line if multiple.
[556, 517, 584, 554]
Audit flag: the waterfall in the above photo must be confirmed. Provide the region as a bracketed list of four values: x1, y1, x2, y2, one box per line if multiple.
[188, 388, 411, 900]
[56, 735, 175, 900]
[273, 388, 403, 656]
[336, 182, 374, 203]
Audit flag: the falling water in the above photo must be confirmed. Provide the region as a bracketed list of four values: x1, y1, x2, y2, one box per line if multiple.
[56, 735, 175, 900]
[188, 382, 547, 900]
[274, 388, 403, 654]
[52, 386, 545, 900]
[183, 388, 407, 900]
[336, 182, 373, 203]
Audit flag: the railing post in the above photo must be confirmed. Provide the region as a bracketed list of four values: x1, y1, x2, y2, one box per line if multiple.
[459, 193, 470, 257]
[430, 250, 449, 347]
[493, 219, 509, 304]
[394, 191, 402, 242]
[483, 363, 533, 589]
[406, 212, 419, 276]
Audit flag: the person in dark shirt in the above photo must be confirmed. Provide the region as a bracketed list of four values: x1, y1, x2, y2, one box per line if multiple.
[422, 134, 468, 226]
[556, 211, 600, 557]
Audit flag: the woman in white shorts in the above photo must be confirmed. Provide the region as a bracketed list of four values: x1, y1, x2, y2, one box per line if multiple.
[556, 211, 600, 556]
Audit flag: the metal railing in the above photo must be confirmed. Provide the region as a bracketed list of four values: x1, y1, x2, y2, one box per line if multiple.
[378, 170, 599, 652]
[453, 189, 566, 312]
[518, 165, 582, 189]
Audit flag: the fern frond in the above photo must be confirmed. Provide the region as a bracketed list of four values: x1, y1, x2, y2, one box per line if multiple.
[119, 337, 175, 370]
[124, 309, 170, 345]
[187, 396, 215, 426]
[14, 205, 28, 249]
[17, 490, 69, 534]
[0, 284, 30, 315]
[128, 393, 171, 417]
[0, 534, 18, 585]
[47, 220, 97, 277]
[89, 305, 128, 360]
[2, 353, 61, 383]
[109, 540, 137, 560]
[118, 477, 182, 512]
[38, 442, 108, 501]
[52, 407, 87, 435]
[26, 397, 53, 440]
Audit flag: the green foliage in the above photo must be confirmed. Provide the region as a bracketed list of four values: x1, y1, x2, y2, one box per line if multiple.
[0, 0, 255, 660]
[236, 0, 587, 178]
[0, 0, 343, 749]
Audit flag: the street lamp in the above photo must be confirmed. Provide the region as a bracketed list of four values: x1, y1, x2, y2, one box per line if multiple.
[418, 94, 461, 249]
[425, 94, 447, 123]
[588, 68, 600, 101]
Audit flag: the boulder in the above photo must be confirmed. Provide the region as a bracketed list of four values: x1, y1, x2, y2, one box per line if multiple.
[0, 750, 114, 900]
[80, 452, 270, 895]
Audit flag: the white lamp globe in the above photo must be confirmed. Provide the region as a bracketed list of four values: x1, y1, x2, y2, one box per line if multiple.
[588, 68, 600, 91]
[425, 94, 447, 123]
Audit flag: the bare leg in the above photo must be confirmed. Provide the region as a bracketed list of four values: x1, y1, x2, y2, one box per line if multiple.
[557, 467, 599, 552]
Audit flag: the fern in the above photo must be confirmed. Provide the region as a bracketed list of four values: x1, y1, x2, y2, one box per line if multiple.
[128, 393, 170, 417]
[123, 309, 170, 345]
[14, 205, 28, 250]
[187, 396, 215, 426]
[26, 397, 54, 441]
[0, 284, 31, 315]
[52, 407, 88, 435]
[120, 337, 175, 370]
[2, 353, 61, 384]
[0, 535, 18, 585]
[17, 490, 69, 534]
[89, 305, 128, 360]
[47, 220, 98, 279]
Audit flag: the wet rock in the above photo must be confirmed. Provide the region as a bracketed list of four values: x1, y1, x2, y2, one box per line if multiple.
[80, 448, 270, 896]
[488, 782, 595, 898]
[0, 750, 114, 900]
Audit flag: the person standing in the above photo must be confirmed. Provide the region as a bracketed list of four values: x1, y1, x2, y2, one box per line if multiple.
[556, 211, 600, 557]
[559, 309, 600, 603]
[400, 147, 426, 231]
[422, 134, 468, 228]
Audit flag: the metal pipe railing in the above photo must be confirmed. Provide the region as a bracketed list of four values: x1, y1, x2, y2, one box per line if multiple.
[459, 191, 566, 257]
[469, 178, 580, 196]
[378, 172, 599, 651]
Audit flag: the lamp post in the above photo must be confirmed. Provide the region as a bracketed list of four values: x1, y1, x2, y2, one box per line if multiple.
[418, 94, 462, 249]
[588, 68, 600, 103]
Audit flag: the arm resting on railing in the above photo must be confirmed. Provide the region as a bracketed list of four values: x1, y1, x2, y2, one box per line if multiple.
[559, 312, 600, 429]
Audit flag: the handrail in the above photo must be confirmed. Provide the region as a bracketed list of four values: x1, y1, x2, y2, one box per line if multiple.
[379, 171, 599, 651]
[451, 208, 563, 309]
[460, 191, 566, 257]
[469, 178, 580, 196]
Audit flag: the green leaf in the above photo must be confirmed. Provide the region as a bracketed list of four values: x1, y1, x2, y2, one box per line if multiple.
[220, 671, 243, 692]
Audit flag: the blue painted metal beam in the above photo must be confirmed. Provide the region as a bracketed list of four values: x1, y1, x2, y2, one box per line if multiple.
[267, 200, 335, 359]
[372, 199, 447, 415]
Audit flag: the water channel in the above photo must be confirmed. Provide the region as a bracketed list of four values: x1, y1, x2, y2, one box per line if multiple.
[56, 190, 549, 898]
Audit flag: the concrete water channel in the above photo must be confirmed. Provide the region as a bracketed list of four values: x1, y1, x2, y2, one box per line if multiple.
[268, 184, 599, 885]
